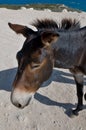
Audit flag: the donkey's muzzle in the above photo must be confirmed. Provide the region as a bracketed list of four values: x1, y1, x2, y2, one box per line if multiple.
[11, 89, 33, 108]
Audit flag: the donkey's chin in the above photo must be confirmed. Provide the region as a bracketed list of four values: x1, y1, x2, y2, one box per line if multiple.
[11, 90, 34, 109]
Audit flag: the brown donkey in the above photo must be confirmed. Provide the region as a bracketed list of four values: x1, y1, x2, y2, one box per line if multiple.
[8, 18, 86, 116]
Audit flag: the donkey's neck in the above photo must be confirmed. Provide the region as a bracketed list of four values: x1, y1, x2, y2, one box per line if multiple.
[52, 30, 85, 69]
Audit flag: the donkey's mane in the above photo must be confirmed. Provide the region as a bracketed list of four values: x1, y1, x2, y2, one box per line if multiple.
[32, 18, 80, 31]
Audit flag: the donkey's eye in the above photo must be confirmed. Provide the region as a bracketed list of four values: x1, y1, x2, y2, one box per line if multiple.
[31, 63, 40, 69]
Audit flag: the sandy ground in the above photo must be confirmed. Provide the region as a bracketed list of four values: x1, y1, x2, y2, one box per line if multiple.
[0, 8, 86, 130]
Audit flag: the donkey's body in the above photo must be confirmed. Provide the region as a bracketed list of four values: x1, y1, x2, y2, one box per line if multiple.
[8, 18, 86, 116]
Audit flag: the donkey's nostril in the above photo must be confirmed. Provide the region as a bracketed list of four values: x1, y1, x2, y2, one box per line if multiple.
[17, 103, 22, 108]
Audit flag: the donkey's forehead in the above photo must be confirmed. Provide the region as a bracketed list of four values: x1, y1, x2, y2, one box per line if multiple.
[19, 34, 43, 57]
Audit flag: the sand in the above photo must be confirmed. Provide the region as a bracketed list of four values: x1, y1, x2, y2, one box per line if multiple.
[0, 8, 86, 130]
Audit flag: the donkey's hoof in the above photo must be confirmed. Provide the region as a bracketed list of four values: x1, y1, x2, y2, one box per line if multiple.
[65, 109, 78, 118]
[68, 109, 79, 118]
[72, 110, 79, 116]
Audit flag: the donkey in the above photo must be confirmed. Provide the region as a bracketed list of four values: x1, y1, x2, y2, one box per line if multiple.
[8, 18, 86, 116]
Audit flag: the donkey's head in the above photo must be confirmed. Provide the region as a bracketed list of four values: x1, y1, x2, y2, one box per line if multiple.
[8, 22, 59, 108]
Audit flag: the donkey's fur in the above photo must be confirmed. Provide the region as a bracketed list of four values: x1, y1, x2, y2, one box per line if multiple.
[8, 18, 86, 116]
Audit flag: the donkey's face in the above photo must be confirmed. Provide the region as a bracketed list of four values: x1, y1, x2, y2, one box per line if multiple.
[8, 23, 59, 108]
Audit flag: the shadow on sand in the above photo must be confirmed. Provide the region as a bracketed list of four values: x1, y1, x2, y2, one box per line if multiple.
[0, 68, 17, 91]
[35, 92, 86, 117]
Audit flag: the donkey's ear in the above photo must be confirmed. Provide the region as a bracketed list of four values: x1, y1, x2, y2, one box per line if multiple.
[8, 23, 35, 38]
[41, 31, 59, 45]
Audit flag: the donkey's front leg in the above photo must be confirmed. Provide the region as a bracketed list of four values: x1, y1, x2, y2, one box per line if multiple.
[72, 73, 84, 115]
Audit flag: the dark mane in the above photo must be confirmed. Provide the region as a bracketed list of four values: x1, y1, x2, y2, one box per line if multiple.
[32, 18, 80, 31]
[32, 19, 58, 31]
[60, 18, 80, 30]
